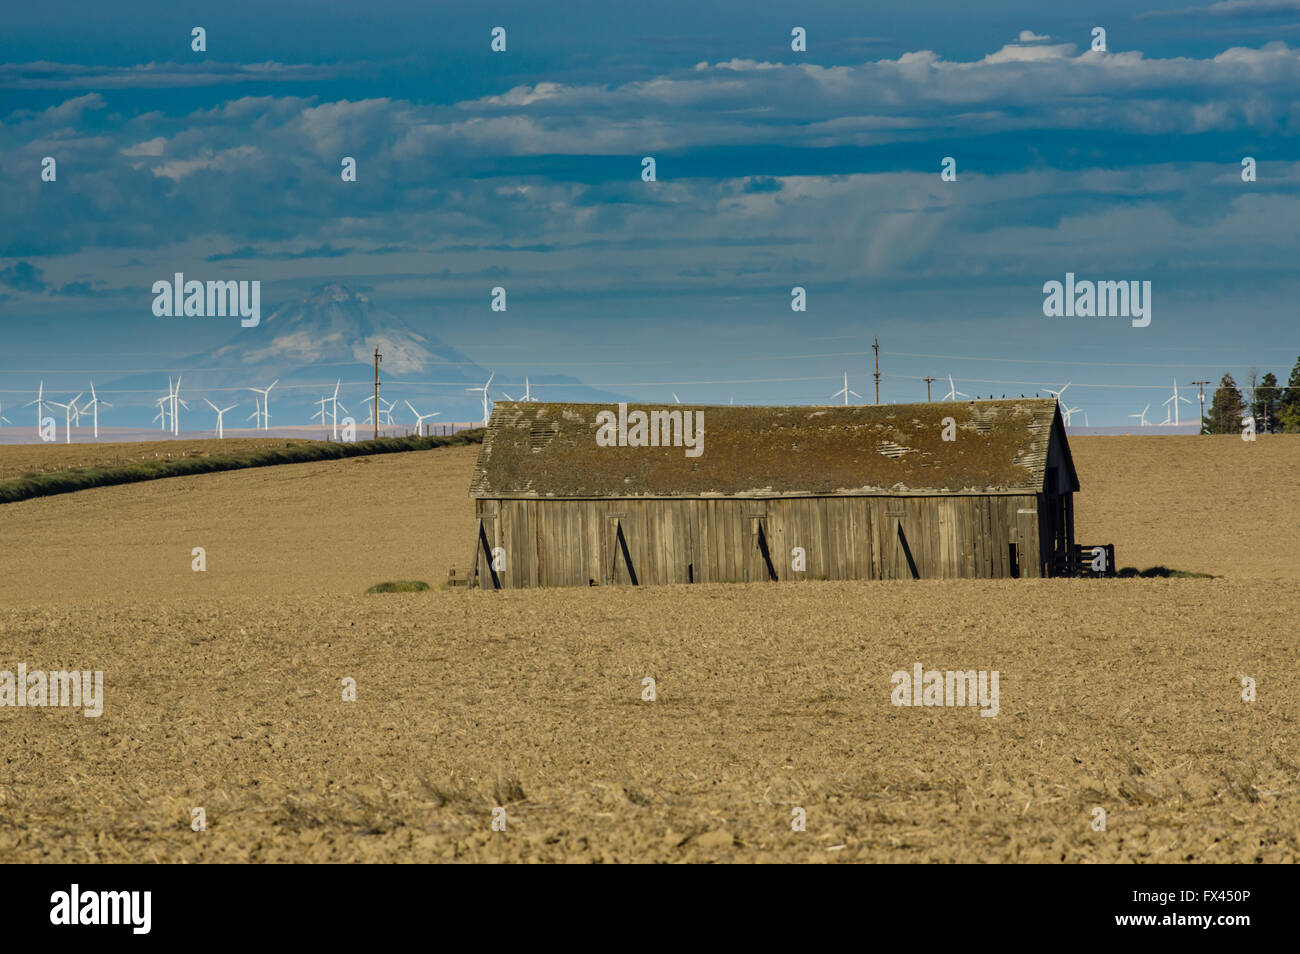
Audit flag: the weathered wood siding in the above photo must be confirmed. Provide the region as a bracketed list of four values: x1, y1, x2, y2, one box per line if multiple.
[475, 493, 1055, 587]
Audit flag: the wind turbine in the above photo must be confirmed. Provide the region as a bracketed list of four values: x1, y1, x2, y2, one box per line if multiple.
[671, 392, 681, 404]
[1128, 404, 1151, 427]
[521, 377, 537, 402]
[246, 400, 262, 428]
[246, 379, 278, 430]
[169, 376, 190, 436]
[831, 372, 862, 406]
[81, 381, 111, 440]
[1061, 404, 1083, 426]
[328, 379, 346, 440]
[312, 395, 329, 430]
[23, 382, 46, 436]
[1044, 382, 1071, 404]
[404, 400, 441, 436]
[1162, 379, 1192, 427]
[466, 372, 495, 426]
[156, 381, 174, 432]
[943, 374, 968, 402]
[204, 398, 237, 439]
[380, 398, 397, 426]
[46, 394, 82, 444]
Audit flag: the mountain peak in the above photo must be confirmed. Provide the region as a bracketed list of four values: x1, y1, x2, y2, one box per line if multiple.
[304, 283, 368, 307]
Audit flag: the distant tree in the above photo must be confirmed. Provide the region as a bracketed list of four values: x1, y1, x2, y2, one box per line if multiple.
[1252, 372, 1280, 434]
[1279, 356, 1300, 433]
[1206, 373, 1244, 434]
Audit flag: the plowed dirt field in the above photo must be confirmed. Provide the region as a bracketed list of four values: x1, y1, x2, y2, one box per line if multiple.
[0, 436, 1295, 862]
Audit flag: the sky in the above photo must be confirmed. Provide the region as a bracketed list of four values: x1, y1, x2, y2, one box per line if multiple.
[2, 0, 1300, 427]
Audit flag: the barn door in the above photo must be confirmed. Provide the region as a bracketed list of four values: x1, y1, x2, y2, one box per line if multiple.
[602, 514, 639, 585]
[745, 506, 778, 582]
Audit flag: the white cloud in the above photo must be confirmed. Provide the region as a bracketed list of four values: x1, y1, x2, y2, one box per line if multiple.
[983, 43, 1076, 63]
[120, 137, 165, 157]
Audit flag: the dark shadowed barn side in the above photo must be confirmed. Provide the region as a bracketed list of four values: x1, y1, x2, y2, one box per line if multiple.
[466, 399, 1079, 587]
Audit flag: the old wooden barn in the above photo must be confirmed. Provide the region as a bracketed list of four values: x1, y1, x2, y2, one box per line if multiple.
[466, 398, 1079, 588]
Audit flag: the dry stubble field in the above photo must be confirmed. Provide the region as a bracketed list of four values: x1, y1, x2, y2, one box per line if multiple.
[0, 435, 1296, 862]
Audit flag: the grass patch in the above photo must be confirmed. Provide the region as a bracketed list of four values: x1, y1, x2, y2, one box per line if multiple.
[1117, 565, 1216, 579]
[366, 580, 431, 594]
[0, 431, 483, 505]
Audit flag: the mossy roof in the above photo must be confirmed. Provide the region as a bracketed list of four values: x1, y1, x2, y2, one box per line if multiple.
[469, 399, 1074, 499]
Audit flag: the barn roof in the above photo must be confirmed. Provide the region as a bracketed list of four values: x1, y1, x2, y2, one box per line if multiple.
[469, 399, 1078, 499]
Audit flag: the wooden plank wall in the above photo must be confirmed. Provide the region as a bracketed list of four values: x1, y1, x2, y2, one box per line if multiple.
[476, 493, 1049, 587]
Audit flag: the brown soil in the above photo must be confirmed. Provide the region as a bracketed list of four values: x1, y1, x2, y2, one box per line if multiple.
[0, 436, 1296, 862]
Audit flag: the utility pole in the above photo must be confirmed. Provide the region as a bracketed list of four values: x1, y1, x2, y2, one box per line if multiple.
[872, 337, 880, 405]
[373, 347, 382, 440]
[1191, 380, 1209, 433]
[923, 376, 936, 402]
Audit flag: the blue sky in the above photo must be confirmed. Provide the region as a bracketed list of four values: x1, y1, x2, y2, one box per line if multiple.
[2, 0, 1300, 426]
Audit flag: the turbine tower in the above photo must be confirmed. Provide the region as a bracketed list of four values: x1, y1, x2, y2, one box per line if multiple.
[204, 398, 237, 439]
[23, 382, 46, 437]
[246, 379, 278, 430]
[169, 376, 189, 436]
[313, 396, 330, 432]
[465, 372, 495, 427]
[81, 381, 110, 440]
[45, 393, 82, 444]
[1162, 379, 1192, 427]
[329, 379, 346, 440]
[404, 400, 441, 436]
[831, 372, 861, 406]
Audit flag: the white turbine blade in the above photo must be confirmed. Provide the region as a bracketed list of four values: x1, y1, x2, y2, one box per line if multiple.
[500, 392, 514, 401]
[485, 372, 495, 388]
[672, 392, 680, 404]
[404, 401, 419, 416]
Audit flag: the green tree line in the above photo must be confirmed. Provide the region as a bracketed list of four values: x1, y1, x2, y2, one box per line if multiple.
[1201, 355, 1300, 434]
